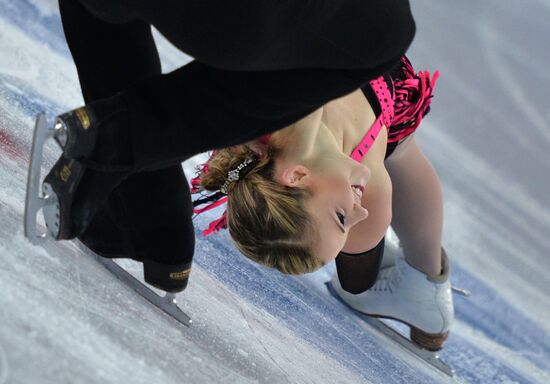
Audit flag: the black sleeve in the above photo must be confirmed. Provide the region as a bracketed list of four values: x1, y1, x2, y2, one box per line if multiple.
[124, 59, 403, 171]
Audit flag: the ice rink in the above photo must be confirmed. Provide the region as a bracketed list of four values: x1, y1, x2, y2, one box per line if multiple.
[1, 1, 549, 383]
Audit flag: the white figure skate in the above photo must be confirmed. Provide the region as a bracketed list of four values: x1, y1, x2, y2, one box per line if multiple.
[331, 243, 454, 351]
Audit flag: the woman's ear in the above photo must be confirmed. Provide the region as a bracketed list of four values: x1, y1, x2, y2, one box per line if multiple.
[279, 165, 310, 187]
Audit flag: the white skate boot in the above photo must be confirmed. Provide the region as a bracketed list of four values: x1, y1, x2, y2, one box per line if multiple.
[330, 246, 454, 351]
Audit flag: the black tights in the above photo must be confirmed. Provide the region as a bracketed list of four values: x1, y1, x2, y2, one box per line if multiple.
[335, 238, 385, 294]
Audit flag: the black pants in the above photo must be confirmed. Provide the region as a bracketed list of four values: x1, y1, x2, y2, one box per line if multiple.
[60, 0, 415, 266]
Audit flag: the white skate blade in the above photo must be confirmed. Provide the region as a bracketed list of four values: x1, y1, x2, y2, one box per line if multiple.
[326, 281, 454, 377]
[90, 252, 192, 327]
[24, 113, 56, 244]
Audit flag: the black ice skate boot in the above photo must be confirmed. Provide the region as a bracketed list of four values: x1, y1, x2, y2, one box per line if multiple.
[41, 157, 129, 239]
[77, 202, 127, 258]
[36, 96, 134, 241]
[53, 106, 98, 160]
[53, 95, 133, 168]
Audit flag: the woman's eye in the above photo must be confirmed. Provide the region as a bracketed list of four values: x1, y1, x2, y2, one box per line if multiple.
[336, 212, 346, 226]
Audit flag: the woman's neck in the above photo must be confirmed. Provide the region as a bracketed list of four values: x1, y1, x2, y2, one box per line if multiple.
[271, 107, 344, 166]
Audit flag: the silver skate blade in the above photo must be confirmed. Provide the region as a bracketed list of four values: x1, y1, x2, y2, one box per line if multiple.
[92, 253, 192, 327]
[24, 113, 56, 244]
[358, 316, 455, 377]
[452, 286, 471, 297]
[325, 282, 455, 378]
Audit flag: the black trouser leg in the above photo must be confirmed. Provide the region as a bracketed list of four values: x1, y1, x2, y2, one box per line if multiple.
[77, 0, 415, 71]
[59, 0, 194, 291]
[59, 0, 161, 101]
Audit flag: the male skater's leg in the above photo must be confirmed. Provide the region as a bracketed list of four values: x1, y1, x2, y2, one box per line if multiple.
[59, 0, 193, 291]
[77, 0, 415, 71]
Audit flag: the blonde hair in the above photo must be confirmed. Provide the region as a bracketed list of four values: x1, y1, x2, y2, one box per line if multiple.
[200, 144, 321, 274]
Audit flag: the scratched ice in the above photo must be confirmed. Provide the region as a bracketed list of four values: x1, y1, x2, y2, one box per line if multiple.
[0, 1, 549, 383]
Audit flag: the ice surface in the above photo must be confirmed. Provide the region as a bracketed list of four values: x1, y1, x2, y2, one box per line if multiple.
[0, 1, 549, 383]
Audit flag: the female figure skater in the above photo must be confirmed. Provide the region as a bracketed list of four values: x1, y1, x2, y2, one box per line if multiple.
[192, 56, 453, 350]
[30, 0, 416, 293]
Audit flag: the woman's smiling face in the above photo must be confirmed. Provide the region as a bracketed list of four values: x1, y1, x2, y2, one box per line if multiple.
[274, 148, 371, 267]
[303, 154, 371, 265]
[267, 105, 372, 270]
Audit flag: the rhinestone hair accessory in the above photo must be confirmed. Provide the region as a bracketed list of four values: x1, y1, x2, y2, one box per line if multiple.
[190, 150, 262, 236]
[220, 157, 258, 194]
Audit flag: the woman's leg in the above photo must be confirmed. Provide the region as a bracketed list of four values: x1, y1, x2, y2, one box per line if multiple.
[384, 135, 443, 277]
[332, 134, 452, 350]
[59, 0, 161, 102]
[335, 238, 385, 294]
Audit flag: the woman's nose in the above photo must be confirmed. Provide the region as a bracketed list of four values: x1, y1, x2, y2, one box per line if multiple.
[351, 203, 369, 224]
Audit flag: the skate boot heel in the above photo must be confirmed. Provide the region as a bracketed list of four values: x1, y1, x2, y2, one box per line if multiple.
[54, 107, 98, 159]
[410, 326, 449, 351]
[143, 259, 192, 293]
